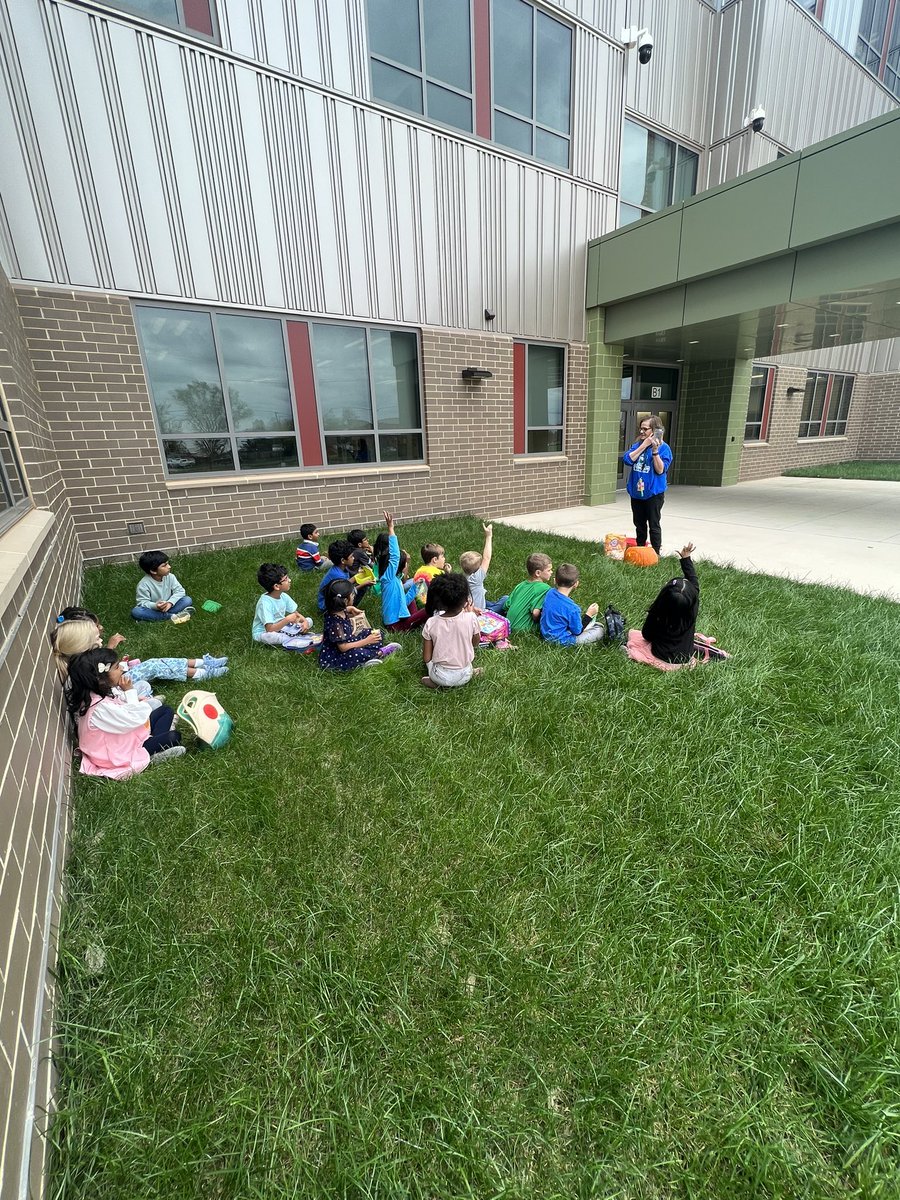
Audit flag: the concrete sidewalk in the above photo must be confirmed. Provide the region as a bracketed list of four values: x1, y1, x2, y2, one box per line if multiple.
[499, 477, 900, 602]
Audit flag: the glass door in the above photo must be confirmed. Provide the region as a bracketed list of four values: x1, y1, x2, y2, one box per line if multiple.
[619, 364, 678, 487]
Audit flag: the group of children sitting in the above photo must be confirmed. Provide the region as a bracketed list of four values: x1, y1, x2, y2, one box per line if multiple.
[53, 516, 712, 781]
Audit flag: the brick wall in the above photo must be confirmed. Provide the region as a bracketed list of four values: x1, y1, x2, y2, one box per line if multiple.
[676, 357, 753, 486]
[15, 288, 589, 562]
[855, 374, 900, 460]
[0, 267, 82, 1200]
[738, 363, 878, 481]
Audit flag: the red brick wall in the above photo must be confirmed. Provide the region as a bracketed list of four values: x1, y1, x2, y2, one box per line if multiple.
[15, 288, 589, 562]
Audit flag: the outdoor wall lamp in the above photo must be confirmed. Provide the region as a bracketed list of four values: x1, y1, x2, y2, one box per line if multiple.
[484, 308, 496, 321]
[786, 387, 804, 395]
[462, 368, 493, 381]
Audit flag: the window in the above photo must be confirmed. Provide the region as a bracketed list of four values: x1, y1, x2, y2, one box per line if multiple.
[513, 342, 565, 454]
[0, 387, 31, 536]
[854, 0, 900, 96]
[367, 0, 473, 133]
[311, 325, 424, 466]
[98, 0, 217, 39]
[620, 120, 699, 224]
[798, 371, 854, 438]
[135, 307, 425, 476]
[492, 0, 572, 167]
[745, 366, 774, 442]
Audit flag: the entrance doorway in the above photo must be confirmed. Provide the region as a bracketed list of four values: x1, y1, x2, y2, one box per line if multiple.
[619, 363, 679, 488]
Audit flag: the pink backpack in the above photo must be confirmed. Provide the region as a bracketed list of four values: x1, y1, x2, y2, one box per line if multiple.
[477, 612, 511, 646]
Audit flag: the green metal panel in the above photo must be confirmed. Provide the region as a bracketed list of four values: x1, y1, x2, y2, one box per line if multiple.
[605, 287, 686, 343]
[679, 160, 799, 278]
[585, 247, 601, 309]
[683, 257, 795, 326]
[589, 210, 683, 306]
[792, 224, 900, 302]
[792, 113, 900, 247]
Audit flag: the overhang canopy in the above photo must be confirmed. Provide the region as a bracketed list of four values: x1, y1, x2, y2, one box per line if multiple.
[586, 110, 900, 362]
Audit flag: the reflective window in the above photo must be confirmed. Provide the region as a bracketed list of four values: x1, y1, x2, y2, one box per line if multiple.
[312, 325, 424, 467]
[523, 343, 565, 454]
[0, 392, 32, 534]
[98, 0, 216, 38]
[367, 0, 473, 133]
[493, 0, 572, 167]
[744, 366, 773, 442]
[798, 371, 853, 437]
[136, 306, 298, 475]
[620, 120, 700, 225]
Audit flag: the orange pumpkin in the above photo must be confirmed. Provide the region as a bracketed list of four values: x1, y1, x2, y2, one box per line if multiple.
[624, 544, 659, 567]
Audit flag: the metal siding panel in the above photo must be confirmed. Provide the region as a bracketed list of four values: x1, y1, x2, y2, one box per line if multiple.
[296, 0, 324, 83]
[235, 70, 285, 309]
[362, 109, 397, 320]
[625, 0, 714, 145]
[218, 0, 255, 58]
[333, 102, 372, 316]
[303, 94, 344, 313]
[414, 131, 442, 325]
[0, 65, 46, 281]
[572, 27, 622, 189]
[463, 145, 485, 329]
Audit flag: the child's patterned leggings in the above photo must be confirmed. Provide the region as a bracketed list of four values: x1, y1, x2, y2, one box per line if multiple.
[127, 658, 191, 683]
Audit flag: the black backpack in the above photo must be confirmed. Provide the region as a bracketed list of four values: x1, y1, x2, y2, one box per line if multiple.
[604, 605, 626, 644]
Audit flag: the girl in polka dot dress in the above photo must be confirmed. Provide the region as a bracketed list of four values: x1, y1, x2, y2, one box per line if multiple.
[318, 580, 401, 672]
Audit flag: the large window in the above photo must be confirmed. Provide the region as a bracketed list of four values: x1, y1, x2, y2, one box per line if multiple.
[311, 325, 424, 465]
[745, 365, 774, 442]
[98, 0, 217, 39]
[513, 342, 565, 454]
[492, 0, 572, 167]
[620, 120, 699, 225]
[135, 307, 425, 476]
[0, 388, 30, 535]
[367, 0, 473, 133]
[798, 371, 854, 438]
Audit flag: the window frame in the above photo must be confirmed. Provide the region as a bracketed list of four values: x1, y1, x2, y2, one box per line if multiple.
[744, 364, 775, 443]
[513, 339, 567, 456]
[619, 119, 700, 225]
[490, 0, 574, 169]
[797, 370, 854, 439]
[0, 383, 33, 537]
[92, 0, 220, 42]
[366, 0, 476, 136]
[134, 303, 427, 479]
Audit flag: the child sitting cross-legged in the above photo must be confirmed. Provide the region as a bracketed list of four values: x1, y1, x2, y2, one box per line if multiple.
[319, 579, 401, 671]
[67, 647, 185, 779]
[459, 522, 509, 614]
[540, 563, 606, 647]
[373, 510, 428, 632]
[296, 523, 328, 571]
[421, 571, 483, 690]
[131, 551, 194, 624]
[505, 553, 554, 633]
[317, 540, 356, 612]
[253, 563, 320, 649]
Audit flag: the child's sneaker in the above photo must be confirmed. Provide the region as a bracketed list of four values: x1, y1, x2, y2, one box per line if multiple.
[202, 653, 229, 670]
[378, 642, 402, 658]
[150, 744, 186, 764]
[171, 611, 191, 625]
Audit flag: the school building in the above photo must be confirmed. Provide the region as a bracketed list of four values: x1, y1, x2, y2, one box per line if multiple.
[1, 0, 899, 1193]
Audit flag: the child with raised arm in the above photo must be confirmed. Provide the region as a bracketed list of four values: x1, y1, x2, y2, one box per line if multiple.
[505, 553, 554, 632]
[252, 563, 319, 649]
[421, 572, 482, 689]
[642, 543, 701, 663]
[540, 563, 606, 646]
[459, 523, 509, 614]
[131, 551, 194, 623]
[67, 648, 185, 779]
[373, 511, 428, 632]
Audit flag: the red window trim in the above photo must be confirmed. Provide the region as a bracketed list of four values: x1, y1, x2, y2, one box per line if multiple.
[286, 322, 324, 467]
[513, 342, 526, 455]
[182, 0, 215, 37]
[760, 365, 774, 440]
[473, 0, 492, 140]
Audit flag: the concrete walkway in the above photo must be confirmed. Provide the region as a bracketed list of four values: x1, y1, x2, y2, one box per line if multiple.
[499, 477, 900, 602]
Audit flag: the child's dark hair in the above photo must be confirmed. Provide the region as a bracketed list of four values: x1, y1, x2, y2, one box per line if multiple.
[556, 563, 579, 588]
[373, 532, 391, 579]
[646, 577, 698, 638]
[66, 648, 118, 718]
[421, 543, 443, 565]
[57, 605, 99, 625]
[426, 571, 469, 618]
[300, 522, 318, 540]
[138, 550, 170, 575]
[327, 539, 355, 566]
[324, 578, 355, 615]
[257, 563, 288, 592]
[399, 549, 410, 575]
[347, 529, 367, 548]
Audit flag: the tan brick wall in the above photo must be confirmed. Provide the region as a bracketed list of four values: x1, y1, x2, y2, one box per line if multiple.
[738, 363, 877, 481]
[855, 374, 900, 460]
[15, 289, 589, 563]
[0, 267, 82, 1200]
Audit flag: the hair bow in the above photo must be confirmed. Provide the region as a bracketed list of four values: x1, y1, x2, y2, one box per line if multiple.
[97, 661, 110, 674]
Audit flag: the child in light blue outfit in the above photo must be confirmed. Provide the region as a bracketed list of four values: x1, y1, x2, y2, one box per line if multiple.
[131, 550, 194, 623]
[253, 563, 320, 650]
[373, 511, 428, 632]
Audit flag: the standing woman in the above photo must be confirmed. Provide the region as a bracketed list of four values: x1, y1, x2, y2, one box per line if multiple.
[623, 415, 673, 554]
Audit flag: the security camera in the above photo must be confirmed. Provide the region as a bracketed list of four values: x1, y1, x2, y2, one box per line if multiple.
[748, 105, 765, 133]
[637, 31, 653, 64]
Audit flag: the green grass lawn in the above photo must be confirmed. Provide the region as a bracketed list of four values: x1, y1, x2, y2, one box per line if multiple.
[50, 518, 900, 1199]
[783, 460, 900, 482]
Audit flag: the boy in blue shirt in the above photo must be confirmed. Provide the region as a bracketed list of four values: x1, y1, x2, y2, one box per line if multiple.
[540, 563, 605, 646]
[317, 540, 356, 612]
[253, 563, 318, 648]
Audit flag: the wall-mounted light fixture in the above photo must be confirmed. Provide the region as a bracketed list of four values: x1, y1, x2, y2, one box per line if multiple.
[484, 308, 496, 322]
[462, 368, 493, 381]
[786, 386, 804, 395]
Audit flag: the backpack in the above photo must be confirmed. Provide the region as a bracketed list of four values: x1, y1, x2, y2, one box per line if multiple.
[604, 605, 626, 644]
[176, 690, 233, 750]
[477, 611, 511, 646]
